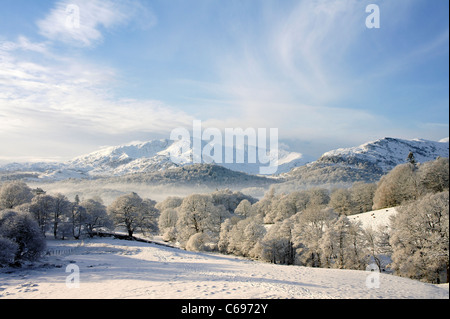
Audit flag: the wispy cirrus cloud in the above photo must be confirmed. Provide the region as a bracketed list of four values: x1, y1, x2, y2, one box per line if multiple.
[0, 0, 448, 162]
[0, 0, 186, 162]
[196, 0, 382, 146]
[0, 42, 194, 160]
[194, 0, 448, 151]
[37, 0, 157, 47]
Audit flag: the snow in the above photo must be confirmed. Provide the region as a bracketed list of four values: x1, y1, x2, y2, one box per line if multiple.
[2, 137, 448, 181]
[0, 139, 310, 180]
[1, 237, 447, 299]
[348, 207, 398, 230]
[320, 137, 449, 173]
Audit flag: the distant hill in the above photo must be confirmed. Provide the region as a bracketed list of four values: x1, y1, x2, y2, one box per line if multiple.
[318, 137, 449, 173]
[0, 139, 310, 180]
[111, 163, 278, 188]
[1, 137, 448, 189]
[283, 137, 449, 186]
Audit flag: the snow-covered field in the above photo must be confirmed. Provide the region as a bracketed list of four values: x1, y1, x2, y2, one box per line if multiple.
[348, 207, 397, 230]
[0, 237, 447, 299]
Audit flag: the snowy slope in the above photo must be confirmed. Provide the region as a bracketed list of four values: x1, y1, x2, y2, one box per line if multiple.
[0, 139, 310, 180]
[70, 140, 311, 176]
[0, 238, 447, 299]
[348, 207, 398, 230]
[284, 137, 449, 185]
[319, 137, 449, 173]
[67, 140, 182, 177]
[1, 137, 447, 181]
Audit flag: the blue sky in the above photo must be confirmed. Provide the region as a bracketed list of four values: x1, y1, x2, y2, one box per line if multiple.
[0, 0, 448, 162]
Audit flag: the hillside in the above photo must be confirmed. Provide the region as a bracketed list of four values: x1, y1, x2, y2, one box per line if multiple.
[348, 207, 397, 230]
[319, 137, 449, 173]
[0, 237, 447, 299]
[111, 163, 278, 188]
[1, 137, 447, 189]
[283, 137, 449, 186]
[0, 139, 310, 180]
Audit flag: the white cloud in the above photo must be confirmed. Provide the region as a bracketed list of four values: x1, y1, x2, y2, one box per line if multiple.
[37, 0, 156, 47]
[190, 0, 449, 153]
[195, 0, 382, 143]
[267, 0, 365, 104]
[0, 36, 193, 161]
[0, 36, 49, 54]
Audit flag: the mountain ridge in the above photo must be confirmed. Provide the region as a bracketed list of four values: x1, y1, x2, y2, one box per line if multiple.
[0, 138, 310, 180]
[317, 137, 449, 173]
[1, 137, 448, 183]
[282, 137, 449, 186]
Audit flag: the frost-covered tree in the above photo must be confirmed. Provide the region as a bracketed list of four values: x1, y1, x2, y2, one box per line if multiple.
[372, 163, 419, 210]
[307, 188, 330, 208]
[273, 195, 299, 223]
[320, 215, 368, 269]
[70, 196, 86, 239]
[289, 190, 311, 212]
[226, 215, 266, 258]
[23, 194, 55, 235]
[350, 182, 376, 215]
[218, 218, 235, 253]
[390, 191, 449, 283]
[175, 194, 222, 249]
[251, 187, 276, 218]
[0, 210, 46, 262]
[363, 225, 391, 272]
[292, 207, 338, 267]
[52, 194, 72, 239]
[159, 208, 179, 242]
[265, 188, 331, 224]
[418, 157, 449, 194]
[344, 220, 369, 270]
[262, 194, 281, 224]
[81, 198, 112, 237]
[330, 188, 353, 215]
[234, 199, 253, 218]
[211, 189, 256, 213]
[108, 193, 159, 237]
[0, 237, 18, 267]
[242, 218, 266, 259]
[260, 221, 293, 265]
[156, 196, 183, 242]
[156, 196, 183, 212]
[0, 181, 33, 210]
[185, 232, 213, 252]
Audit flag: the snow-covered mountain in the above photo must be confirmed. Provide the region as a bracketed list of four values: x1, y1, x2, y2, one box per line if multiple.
[1, 137, 447, 182]
[284, 137, 449, 185]
[317, 137, 449, 173]
[0, 139, 311, 180]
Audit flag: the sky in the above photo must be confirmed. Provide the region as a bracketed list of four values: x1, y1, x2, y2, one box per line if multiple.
[0, 0, 448, 163]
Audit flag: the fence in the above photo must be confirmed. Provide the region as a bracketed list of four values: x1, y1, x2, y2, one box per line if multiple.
[46, 241, 84, 256]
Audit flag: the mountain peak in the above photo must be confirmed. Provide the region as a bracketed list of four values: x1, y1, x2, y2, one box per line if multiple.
[319, 137, 449, 173]
[2, 137, 448, 182]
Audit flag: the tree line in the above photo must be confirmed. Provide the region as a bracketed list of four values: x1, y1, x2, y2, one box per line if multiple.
[0, 156, 448, 283]
[158, 157, 449, 283]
